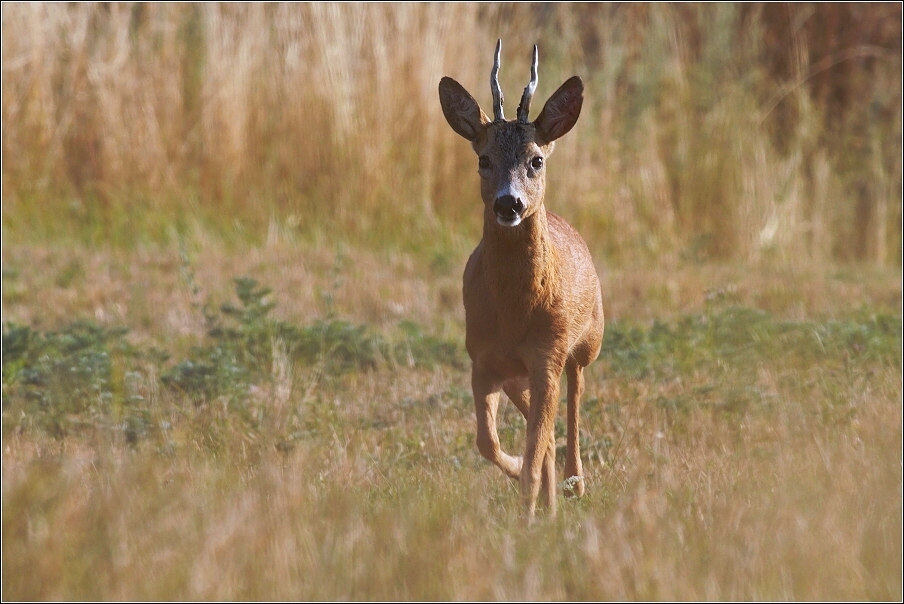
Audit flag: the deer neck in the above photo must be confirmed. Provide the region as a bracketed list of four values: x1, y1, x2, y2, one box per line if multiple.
[482, 203, 559, 309]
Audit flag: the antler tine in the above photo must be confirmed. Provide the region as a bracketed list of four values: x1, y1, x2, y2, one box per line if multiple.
[517, 45, 539, 123]
[491, 39, 504, 121]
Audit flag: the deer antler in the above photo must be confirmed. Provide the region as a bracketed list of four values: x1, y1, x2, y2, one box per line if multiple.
[517, 45, 539, 123]
[491, 39, 504, 121]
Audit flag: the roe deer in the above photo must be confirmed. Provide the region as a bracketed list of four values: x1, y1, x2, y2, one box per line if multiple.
[438, 40, 604, 521]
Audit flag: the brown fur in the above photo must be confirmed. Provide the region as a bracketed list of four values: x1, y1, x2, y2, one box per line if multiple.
[439, 62, 604, 521]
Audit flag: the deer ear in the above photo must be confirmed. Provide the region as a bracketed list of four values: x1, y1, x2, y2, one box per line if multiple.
[439, 77, 490, 143]
[534, 76, 583, 145]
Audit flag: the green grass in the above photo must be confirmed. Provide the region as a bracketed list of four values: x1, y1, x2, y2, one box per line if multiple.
[2, 276, 465, 445]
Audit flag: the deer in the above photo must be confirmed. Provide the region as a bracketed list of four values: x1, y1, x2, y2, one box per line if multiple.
[438, 40, 604, 521]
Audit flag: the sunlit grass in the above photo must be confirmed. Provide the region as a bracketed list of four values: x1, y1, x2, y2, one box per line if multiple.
[2, 4, 900, 262]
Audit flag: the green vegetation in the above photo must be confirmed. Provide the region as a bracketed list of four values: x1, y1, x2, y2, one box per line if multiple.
[5, 291, 898, 445]
[605, 306, 901, 379]
[3, 277, 464, 445]
[160, 276, 451, 401]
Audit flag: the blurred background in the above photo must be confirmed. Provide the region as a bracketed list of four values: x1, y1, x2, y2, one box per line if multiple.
[2, 3, 901, 265]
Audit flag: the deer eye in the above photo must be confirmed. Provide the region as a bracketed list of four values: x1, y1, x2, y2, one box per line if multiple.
[530, 156, 544, 170]
[478, 156, 491, 170]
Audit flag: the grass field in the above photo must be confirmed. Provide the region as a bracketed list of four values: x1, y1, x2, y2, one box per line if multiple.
[2, 243, 901, 600]
[2, 3, 902, 601]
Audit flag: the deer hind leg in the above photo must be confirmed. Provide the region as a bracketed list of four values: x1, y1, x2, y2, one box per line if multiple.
[472, 369, 522, 479]
[502, 377, 530, 419]
[563, 358, 585, 498]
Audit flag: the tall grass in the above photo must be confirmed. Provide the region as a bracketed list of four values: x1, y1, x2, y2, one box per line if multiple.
[2, 3, 901, 262]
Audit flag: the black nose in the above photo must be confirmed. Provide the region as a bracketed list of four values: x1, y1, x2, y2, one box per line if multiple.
[493, 195, 524, 220]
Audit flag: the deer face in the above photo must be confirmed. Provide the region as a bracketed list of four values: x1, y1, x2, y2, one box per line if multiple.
[438, 42, 583, 228]
[476, 122, 550, 227]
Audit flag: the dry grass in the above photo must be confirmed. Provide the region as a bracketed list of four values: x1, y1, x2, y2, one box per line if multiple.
[4, 383, 900, 601]
[2, 242, 902, 600]
[2, 3, 901, 262]
[3, 241, 901, 343]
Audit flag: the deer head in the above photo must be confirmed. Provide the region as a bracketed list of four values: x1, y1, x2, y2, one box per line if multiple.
[438, 40, 584, 227]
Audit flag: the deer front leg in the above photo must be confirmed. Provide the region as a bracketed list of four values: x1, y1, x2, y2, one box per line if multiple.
[520, 360, 563, 521]
[504, 378, 556, 511]
[540, 430, 557, 515]
[472, 368, 522, 479]
[564, 358, 585, 498]
[501, 379, 529, 484]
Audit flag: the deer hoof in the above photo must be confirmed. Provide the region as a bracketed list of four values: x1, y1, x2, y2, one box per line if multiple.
[562, 475, 585, 499]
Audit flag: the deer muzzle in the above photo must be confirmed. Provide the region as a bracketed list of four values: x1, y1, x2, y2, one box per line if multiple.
[493, 194, 525, 227]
